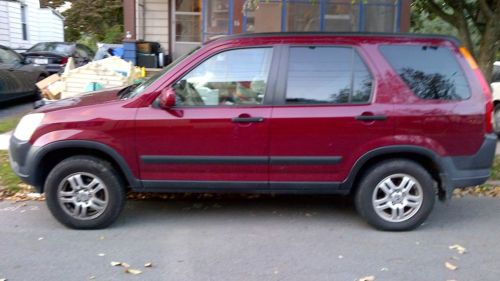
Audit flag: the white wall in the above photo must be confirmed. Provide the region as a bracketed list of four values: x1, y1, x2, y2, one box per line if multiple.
[139, 0, 169, 52]
[0, 0, 64, 50]
[0, 1, 9, 46]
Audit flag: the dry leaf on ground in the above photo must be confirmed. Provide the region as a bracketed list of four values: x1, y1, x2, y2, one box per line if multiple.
[97, 253, 105, 257]
[125, 268, 142, 275]
[359, 276, 375, 281]
[449, 244, 467, 254]
[121, 262, 130, 268]
[445, 262, 458, 271]
[110, 261, 121, 266]
[144, 262, 153, 267]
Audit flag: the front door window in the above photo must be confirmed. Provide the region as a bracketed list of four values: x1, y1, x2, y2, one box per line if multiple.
[174, 48, 273, 106]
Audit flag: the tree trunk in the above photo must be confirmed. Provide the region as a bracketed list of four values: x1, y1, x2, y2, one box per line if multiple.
[477, 19, 498, 82]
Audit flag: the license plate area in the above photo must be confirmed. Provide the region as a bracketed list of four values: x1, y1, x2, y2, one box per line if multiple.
[34, 58, 48, 65]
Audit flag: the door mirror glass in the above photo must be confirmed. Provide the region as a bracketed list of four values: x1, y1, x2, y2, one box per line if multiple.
[159, 87, 177, 108]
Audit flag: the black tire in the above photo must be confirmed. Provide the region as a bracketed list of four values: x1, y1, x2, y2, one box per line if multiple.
[493, 103, 500, 136]
[45, 156, 126, 229]
[33, 75, 46, 101]
[355, 159, 436, 231]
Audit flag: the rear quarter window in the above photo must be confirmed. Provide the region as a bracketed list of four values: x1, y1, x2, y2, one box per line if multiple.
[379, 45, 471, 100]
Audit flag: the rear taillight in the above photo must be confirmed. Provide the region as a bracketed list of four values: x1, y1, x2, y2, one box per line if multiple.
[60, 57, 69, 65]
[460, 47, 493, 134]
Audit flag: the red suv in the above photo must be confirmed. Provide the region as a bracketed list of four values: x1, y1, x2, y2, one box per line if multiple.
[9, 33, 496, 230]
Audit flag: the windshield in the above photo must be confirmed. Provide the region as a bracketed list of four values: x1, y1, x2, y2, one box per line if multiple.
[28, 43, 75, 56]
[124, 46, 201, 99]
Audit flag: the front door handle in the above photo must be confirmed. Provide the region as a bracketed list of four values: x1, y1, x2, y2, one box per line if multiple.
[355, 114, 387, 121]
[232, 116, 264, 123]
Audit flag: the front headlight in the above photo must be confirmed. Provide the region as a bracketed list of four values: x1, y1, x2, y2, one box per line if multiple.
[13, 113, 45, 141]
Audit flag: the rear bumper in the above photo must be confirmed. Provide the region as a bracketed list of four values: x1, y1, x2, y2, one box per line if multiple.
[42, 64, 64, 74]
[441, 134, 497, 196]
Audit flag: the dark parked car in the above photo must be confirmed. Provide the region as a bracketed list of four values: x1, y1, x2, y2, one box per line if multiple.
[0, 45, 48, 104]
[9, 33, 496, 231]
[23, 42, 94, 74]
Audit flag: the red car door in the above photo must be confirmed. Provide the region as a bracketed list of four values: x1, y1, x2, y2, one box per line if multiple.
[135, 47, 277, 189]
[269, 45, 395, 189]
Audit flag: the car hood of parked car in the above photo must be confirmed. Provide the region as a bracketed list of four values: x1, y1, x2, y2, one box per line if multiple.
[34, 86, 125, 113]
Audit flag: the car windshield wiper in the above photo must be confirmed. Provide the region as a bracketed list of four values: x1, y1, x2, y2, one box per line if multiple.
[117, 84, 138, 99]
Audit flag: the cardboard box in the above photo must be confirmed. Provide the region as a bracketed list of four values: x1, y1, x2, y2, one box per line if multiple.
[36, 74, 60, 90]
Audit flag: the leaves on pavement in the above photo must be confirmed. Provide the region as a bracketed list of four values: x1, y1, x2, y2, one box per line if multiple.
[358, 276, 375, 281]
[449, 244, 467, 254]
[445, 262, 458, 271]
[125, 268, 142, 275]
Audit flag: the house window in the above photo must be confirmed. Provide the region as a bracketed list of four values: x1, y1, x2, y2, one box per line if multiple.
[21, 4, 28, 40]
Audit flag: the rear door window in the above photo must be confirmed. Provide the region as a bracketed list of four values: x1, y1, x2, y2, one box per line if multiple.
[380, 45, 471, 100]
[285, 46, 373, 104]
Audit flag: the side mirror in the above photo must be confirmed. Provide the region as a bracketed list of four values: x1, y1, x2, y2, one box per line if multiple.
[159, 87, 176, 109]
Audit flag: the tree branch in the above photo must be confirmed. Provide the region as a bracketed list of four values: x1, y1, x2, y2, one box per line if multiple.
[424, 0, 457, 26]
[477, 0, 494, 20]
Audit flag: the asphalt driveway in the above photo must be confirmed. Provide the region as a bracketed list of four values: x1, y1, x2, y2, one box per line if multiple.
[0, 195, 499, 281]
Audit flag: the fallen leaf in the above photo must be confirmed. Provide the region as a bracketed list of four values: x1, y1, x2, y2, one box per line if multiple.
[125, 268, 142, 275]
[97, 253, 106, 257]
[38, 237, 44, 241]
[144, 262, 153, 267]
[110, 261, 121, 267]
[89, 276, 95, 280]
[445, 262, 458, 271]
[358, 276, 375, 281]
[449, 244, 467, 254]
[121, 262, 130, 268]
[0, 278, 6, 281]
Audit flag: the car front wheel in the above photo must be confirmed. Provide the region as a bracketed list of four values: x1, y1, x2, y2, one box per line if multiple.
[45, 156, 126, 229]
[355, 159, 436, 231]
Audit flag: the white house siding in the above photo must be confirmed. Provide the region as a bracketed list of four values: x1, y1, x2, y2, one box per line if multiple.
[0, 0, 64, 50]
[35, 9, 64, 42]
[0, 1, 9, 46]
[140, 0, 169, 53]
[6, 0, 28, 49]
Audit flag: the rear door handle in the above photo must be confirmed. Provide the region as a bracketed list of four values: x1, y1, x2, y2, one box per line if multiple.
[232, 117, 264, 123]
[355, 115, 387, 121]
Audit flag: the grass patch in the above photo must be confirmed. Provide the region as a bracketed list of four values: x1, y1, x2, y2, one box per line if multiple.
[490, 156, 500, 181]
[0, 151, 23, 194]
[0, 115, 22, 134]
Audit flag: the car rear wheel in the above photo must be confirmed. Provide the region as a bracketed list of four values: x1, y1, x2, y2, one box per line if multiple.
[355, 159, 436, 231]
[493, 104, 500, 136]
[45, 156, 126, 229]
[33, 75, 46, 101]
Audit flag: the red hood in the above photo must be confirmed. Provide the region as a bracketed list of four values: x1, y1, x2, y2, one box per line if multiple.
[35, 87, 125, 113]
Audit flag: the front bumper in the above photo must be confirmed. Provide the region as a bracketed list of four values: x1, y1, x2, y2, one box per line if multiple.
[441, 133, 497, 196]
[9, 136, 42, 191]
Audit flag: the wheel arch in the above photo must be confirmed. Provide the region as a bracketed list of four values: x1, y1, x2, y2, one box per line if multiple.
[32, 141, 141, 193]
[342, 146, 448, 200]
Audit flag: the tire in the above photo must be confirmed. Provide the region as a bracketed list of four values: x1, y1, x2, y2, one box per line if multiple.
[45, 156, 126, 229]
[493, 103, 500, 136]
[355, 159, 436, 231]
[33, 75, 46, 101]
